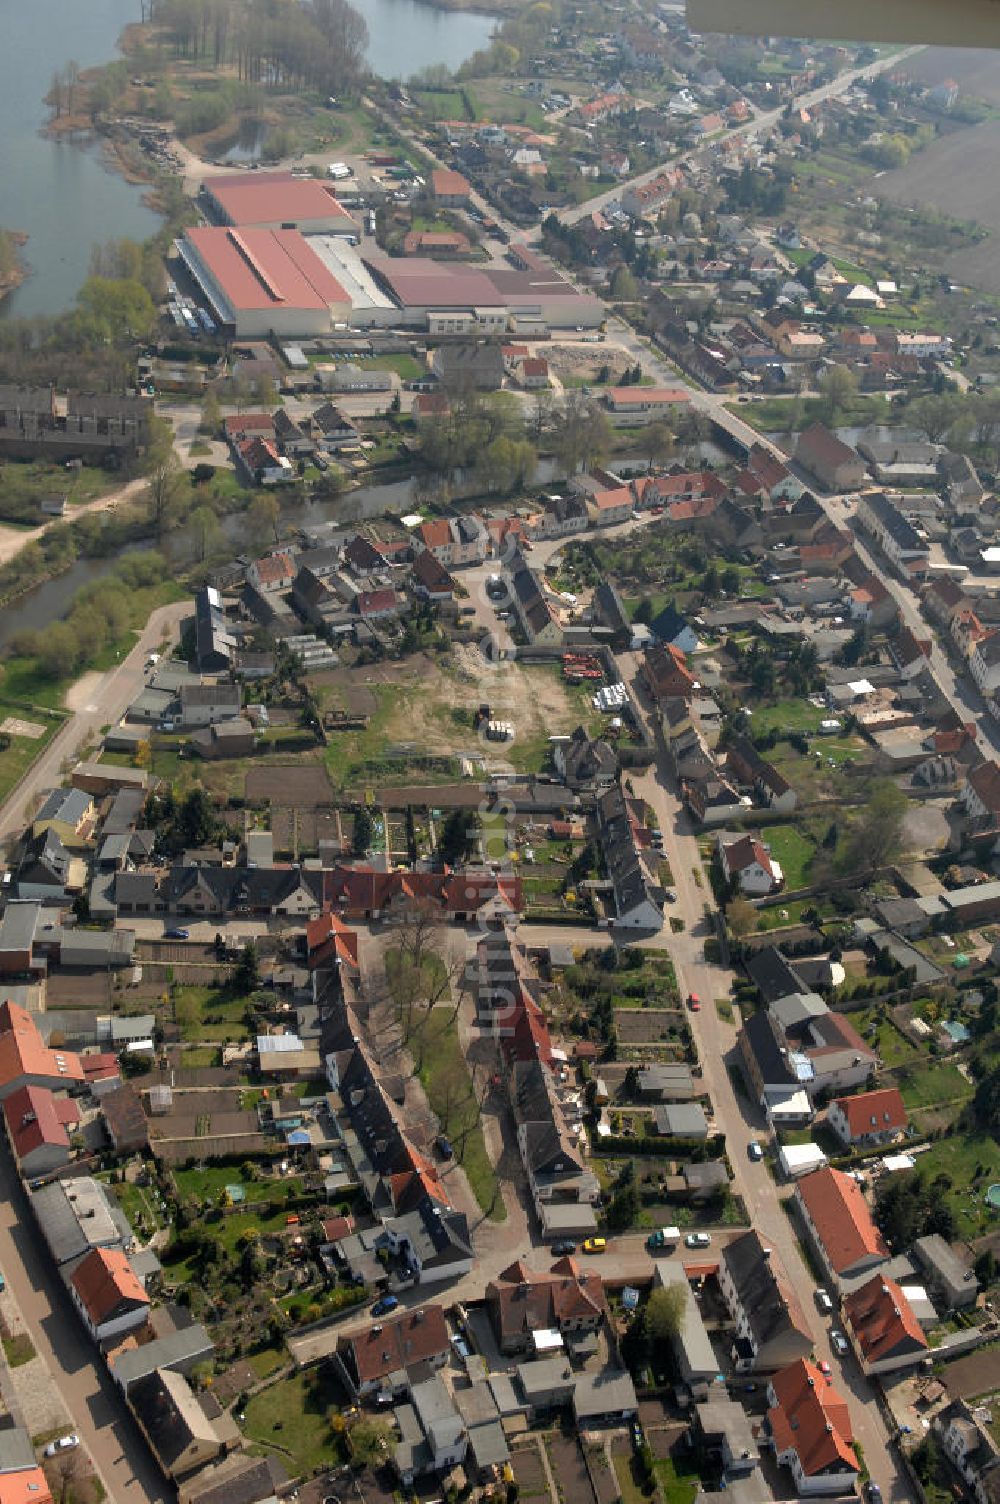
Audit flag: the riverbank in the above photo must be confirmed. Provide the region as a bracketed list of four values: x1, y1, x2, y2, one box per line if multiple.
[0, 232, 28, 304]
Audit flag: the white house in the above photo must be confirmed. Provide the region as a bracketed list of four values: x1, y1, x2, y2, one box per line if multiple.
[970, 634, 1000, 697]
[69, 1247, 150, 1346]
[717, 833, 783, 896]
[964, 760, 1000, 828]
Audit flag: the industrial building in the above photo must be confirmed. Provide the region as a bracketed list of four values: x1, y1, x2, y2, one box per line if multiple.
[363, 251, 603, 333]
[201, 171, 357, 235]
[177, 227, 352, 338]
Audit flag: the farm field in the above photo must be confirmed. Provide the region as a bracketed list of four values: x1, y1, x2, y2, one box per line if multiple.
[872, 120, 1000, 293]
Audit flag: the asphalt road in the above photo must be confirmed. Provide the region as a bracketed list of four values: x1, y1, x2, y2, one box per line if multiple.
[0, 601, 188, 855]
[552, 45, 925, 230]
[618, 668, 915, 1504]
[0, 1144, 171, 1504]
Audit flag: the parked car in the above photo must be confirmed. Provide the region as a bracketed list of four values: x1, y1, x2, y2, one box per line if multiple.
[551, 1239, 577, 1255]
[451, 1334, 470, 1359]
[687, 993, 701, 1012]
[815, 1288, 834, 1314]
[864, 1484, 883, 1504]
[44, 1436, 79, 1458]
[831, 1330, 849, 1356]
[371, 1295, 399, 1317]
[582, 1237, 606, 1254]
[435, 1134, 454, 1160]
[684, 1232, 711, 1249]
[645, 1227, 679, 1251]
[747, 1140, 763, 1161]
[164, 927, 190, 940]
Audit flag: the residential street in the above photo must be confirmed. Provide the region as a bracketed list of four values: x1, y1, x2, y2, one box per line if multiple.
[621, 671, 915, 1504]
[0, 1144, 171, 1504]
[0, 600, 188, 853]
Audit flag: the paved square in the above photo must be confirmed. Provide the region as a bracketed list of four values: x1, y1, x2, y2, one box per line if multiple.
[0, 716, 46, 739]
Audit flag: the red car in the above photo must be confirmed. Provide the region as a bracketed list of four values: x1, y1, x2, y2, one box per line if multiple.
[818, 1359, 832, 1377]
[687, 993, 701, 1012]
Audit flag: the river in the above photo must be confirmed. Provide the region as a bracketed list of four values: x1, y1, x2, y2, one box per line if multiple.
[0, 0, 160, 319]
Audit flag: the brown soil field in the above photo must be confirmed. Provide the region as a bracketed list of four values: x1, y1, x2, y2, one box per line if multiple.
[905, 46, 1000, 101]
[872, 119, 1000, 291]
[245, 764, 335, 807]
[613, 1008, 685, 1045]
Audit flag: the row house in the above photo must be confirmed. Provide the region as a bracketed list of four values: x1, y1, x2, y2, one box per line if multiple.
[842, 1274, 929, 1376]
[855, 492, 930, 579]
[510, 1057, 599, 1236]
[718, 1230, 812, 1372]
[794, 1167, 889, 1287]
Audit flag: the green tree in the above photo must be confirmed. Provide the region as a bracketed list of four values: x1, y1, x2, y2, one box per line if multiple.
[907, 392, 966, 444]
[348, 1418, 396, 1467]
[645, 1282, 687, 1342]
[234, 943, 260, 994]
[352, 804, 374, 856]
[247, 493, 281, 551]
[610, 265, 638, 300]
[190, 504, 222, 562]
[817, 364, 858, 424]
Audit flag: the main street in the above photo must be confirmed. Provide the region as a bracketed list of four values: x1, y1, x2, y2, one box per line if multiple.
[0, 1143, 171, 1504]
[549, 45, 925, 230]
[617, 664, 915, 1504]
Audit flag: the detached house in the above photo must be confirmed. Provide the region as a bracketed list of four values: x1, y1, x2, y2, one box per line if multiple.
[487, 1256, 607, 1355]
[936, 1401, 1000, 1504]
[827, 1087, 907, 1148]
[794, 424, 865, 493]
[333, 1304, 450, 1399]
[766, 1359, 859, 1496]
[717, 833, 783, 896]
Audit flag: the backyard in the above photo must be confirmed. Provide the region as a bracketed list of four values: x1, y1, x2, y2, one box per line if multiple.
[243, 1368, 347, 1476]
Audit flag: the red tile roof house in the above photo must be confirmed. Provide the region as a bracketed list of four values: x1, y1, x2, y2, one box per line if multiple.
[0, 1000, 85, 1101]
[766, 1359, 859, 1495]
[2, 1083, 77, 1177]
[794, 1166, 890, 1287]
[69, 1246, 150, 1347]
[332, 1303, 450, 1398]
[842, 1274, 929, 1376]
[717, 833, 783, 896]
[826, 1087, 907, 1148]
[963, 760, 1000, 829]
[431, 168, 471, 207]
[794, 423, 866, 493]
[487, 1256, 607, 1355]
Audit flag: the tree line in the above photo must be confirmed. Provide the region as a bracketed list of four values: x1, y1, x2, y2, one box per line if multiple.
[150, 0, 369, 97]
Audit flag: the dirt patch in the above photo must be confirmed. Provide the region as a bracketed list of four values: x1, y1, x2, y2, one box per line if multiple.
[511, 1441, 550, 1501]
[943, 1345, 1000, 1400]
[547, 1433, 597, 1504]
[63, 670, 104, 713]
[0, 716, 46, 739]
[271, 806, 342, 855]
[245, 763, 334, 807]
[614, 1008, 686, 1045]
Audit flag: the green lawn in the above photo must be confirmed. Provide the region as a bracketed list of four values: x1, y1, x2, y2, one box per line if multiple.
[765, 824, 816, 891]
[655, 1456, 700, 1504]
[747, 699, 828, 734]
[894, 1060, 972, 1112]
[0, 703, 62, 802]
[851, 1009, 921, 1067]
[359, 353, 423, 380]
[904, 1132, 1000, 1241]
[170, 982, 253, 1042]
[243, 1369, 347, 1475]
[174, 1166, 303, 1205]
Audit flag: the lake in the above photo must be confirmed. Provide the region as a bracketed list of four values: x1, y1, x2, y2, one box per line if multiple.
[0, 0, 160, 319]
[353, 0, 497, 80]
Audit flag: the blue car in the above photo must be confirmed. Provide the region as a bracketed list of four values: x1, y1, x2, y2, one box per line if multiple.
[164, 927, 190, 940]
[371, 1295, 399, 1317]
